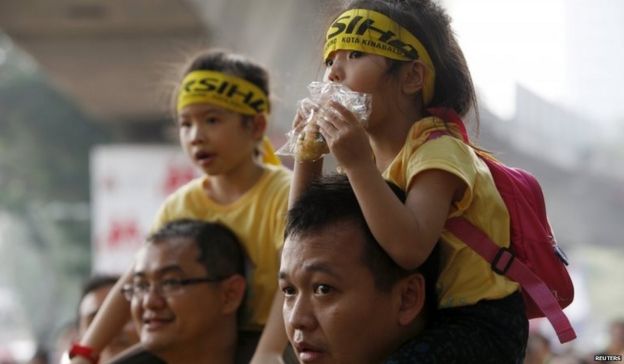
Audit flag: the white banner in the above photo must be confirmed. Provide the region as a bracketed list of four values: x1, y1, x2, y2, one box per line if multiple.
[90, 145, 198, 274]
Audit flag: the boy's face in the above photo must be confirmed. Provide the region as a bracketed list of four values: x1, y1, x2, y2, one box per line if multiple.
[279, 221, 399, 364]
[177, 103, 261, 176]
[129, 238, 227, 355]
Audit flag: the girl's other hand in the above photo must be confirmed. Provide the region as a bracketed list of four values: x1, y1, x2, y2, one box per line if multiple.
[292, 98, 317, 133]
[292, 108, 306, 133]
[317, 100, 373, 171]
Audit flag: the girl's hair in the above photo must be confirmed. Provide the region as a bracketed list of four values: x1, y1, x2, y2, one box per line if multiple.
[333, 0, 478, 118]
[171, 49, 271, 115]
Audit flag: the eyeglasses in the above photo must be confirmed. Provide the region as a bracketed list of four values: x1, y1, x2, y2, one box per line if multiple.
[121, 277, 224, 301]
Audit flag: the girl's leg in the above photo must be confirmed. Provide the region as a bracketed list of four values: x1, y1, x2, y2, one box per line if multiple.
[235, 331, 261, 364]
[385, 291, 529, 364]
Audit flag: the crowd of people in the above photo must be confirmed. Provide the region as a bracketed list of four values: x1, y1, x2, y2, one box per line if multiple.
[15, 0, 620, 363]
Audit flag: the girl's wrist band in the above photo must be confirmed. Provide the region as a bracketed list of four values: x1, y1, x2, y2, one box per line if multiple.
[68, 343, 99, 364]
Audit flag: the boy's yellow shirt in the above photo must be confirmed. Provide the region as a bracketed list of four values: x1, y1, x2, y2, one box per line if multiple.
[152, 165, 291, 330]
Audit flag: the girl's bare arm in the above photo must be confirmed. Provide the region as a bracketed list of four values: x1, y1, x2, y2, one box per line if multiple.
[346, 164, 463, 269]
[288, 158, 324, 208]
[288, 105, 325, 207]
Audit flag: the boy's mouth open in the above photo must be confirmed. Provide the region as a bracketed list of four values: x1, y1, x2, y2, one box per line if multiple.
[194, 150, 216, 166]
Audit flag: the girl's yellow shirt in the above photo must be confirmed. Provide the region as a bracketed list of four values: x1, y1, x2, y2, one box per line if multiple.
[383, 117, 518, 308]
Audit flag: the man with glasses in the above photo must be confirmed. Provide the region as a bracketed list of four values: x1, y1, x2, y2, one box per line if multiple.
[116, 219, 246, 364]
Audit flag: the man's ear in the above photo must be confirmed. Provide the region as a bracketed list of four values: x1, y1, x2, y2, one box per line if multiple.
[220, 275, 246, 315]
[249, 113, 268, 141]
[400, 60, 426, 96]
[396, 273, 426, 326]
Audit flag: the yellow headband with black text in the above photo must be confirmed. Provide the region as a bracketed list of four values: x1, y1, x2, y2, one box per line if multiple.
[177, 70, 280, 166]
[324, 9, 436, 105]
[177, 70, 270, 116]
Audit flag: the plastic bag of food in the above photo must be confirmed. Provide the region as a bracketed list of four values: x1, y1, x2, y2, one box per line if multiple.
[276, 81, 372, 161]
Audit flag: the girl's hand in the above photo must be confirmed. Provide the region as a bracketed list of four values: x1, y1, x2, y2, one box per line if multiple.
[317, 100, 373, 171]
[292, 107, 306, 133]
[292, 98, 317, 133]
[292, 99, 329, 162]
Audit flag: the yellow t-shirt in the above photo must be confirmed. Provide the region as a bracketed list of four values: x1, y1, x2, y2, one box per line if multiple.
[383, 117, 519, 308]
[152, 165, 291, 330]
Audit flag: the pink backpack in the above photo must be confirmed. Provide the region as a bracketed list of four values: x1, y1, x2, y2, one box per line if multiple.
[427, 107, 576, 343]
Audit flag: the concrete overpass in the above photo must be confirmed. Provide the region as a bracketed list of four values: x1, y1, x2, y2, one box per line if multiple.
[0, 0, 329, 135]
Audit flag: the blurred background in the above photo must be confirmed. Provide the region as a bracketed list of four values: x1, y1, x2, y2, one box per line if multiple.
[0, 0, 622, 363]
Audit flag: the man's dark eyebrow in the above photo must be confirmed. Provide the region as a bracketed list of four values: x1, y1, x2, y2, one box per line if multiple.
[132, 265, 185, 278]
[304, 262, 341, 279]
[278, 261, 341, 280]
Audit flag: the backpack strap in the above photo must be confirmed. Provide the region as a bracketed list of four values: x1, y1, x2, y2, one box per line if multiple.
[427, 107, 469, 143]
[445, 217, 577, 343]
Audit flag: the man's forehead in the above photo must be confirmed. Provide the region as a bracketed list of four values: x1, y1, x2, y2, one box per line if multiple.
[282, 222, 367, 270]
[134, 238, 199, 274]
[285, 220, 366, 250]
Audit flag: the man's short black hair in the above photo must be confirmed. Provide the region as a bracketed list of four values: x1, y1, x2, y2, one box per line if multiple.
[285, 174, 438, 313]
[147, 219, 246, 279]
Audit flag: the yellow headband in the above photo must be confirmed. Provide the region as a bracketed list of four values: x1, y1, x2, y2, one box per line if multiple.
[177, 70, 280, 166]
[177, 70, 270, 116]
[324, 9, 436, 105]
